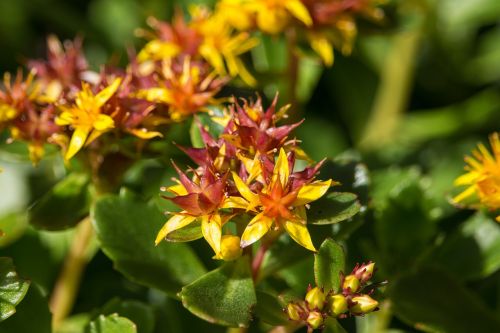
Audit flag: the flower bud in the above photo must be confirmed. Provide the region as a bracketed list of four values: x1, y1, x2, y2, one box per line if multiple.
[286, 303, 304, 321]
[306, 311, 323, 329]
[350, 295, 379, 314]
[355, 262, 375, 282]
[305, 287, 325, 310]
[217, 235, 242, 261]
[328, 294, 348, 317]
[343, 275, 360, 292]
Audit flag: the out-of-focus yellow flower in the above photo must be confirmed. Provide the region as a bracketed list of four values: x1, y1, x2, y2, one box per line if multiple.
[56, 78, 121, 160]
[135, 58, 227, 122]
[453, 133, 500, 221]
[215, 0, 254, 31]
[233, 148, 332, 251]
[190, 6, 259, 86]
[0, 104, 18, 123]
[137, 40, 181, 63]
[248, 0, 312, 34]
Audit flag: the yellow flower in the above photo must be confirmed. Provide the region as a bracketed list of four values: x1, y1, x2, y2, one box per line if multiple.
[249, 0, 312, 34]
[155, 166, 238, 256]
[215, 0, 254, 31]
[56, 78, 121, 160]
[137, 39, 181, 63]
[135, 58, 226, 122]
[0, 104, 18, 123]
[233, 148, 332, 251]
[453, 133, 500, 221]
[190, 6, 259, 86]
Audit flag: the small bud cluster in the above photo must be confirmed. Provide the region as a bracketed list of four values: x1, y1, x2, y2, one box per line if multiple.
[285, 262, 382, 330]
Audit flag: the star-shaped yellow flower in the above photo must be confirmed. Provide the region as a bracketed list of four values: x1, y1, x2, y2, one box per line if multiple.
[233, 148, 331, 251]
[56, 78, 121, 160]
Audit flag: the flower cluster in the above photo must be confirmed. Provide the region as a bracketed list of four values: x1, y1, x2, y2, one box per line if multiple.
[0, 5, 259, 164]
[155, 95, 333, 259]
[453, 133, 500, 222]
[286, 262, 381, 330]
[215, 0, 386, 66]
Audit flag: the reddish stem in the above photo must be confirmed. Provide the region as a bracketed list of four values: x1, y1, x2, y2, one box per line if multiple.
[252, 243, 269, 281]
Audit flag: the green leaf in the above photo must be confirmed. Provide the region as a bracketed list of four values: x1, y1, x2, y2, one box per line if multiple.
[165, 220, 203, 243]
[372, 168, 436, 276]
[93, 194, 206, 297]
[29, 173, 91, 230]
[255, 291, 288, 326]
[180, 256, 256, 327]
[323, 317, 348, 333]
[99, 299, 154, 333]
[432, 212, 500, 281]
[0, 212, 28, 248]
[0, 257, 30, 321]
[308, 192, 361, 225]
[0, 283, 51, 333]
[320, 155, 370, 207]
[314, 239, 345, 292]
[85, 314, 137, 333]
[389, 266, 500, 333]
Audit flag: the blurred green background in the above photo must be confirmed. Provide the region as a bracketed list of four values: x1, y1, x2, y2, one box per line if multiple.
[1, 0, 500, 332]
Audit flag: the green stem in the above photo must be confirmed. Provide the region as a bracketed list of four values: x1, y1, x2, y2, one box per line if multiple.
[50, 216, 95, 329]
[358, 18, 424, 150]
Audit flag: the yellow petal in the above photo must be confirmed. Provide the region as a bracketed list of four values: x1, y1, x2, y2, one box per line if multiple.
[128, 128, 163, 139]
[232, 172, 259, 208]
[202, 214, 222, 254]
[166, 183, 188, 196]
[309, 35, 334, 67]
[452, 185, 477, 204]
[200, 45, 226, 74]
[240, 213, 273, 248]
[55, 110, 74, 126]
[454, 172, 479, 186]
[283, 220, 316, 251]
[233, 56, 257, 86]
[86, 129, 106, 146]
[285, 0, 312, 26]
[95, 78, 122, 107]
[155, 214, 197, 245]
[273, 148, 289, 187]
[221, 196, 251, 210]
[65, 126, 90, 160]
[136, 87, 173, 104]
[137, 40, 180, 62]
[294, 180, 332, 206]
[93, 114, 115, 131]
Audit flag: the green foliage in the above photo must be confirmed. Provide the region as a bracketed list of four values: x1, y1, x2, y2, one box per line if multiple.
[254, 291, 288, 326]
[85, 314, 137, 333]
[179, 257, 256, 327]
[98, 299, 155, 333]
[431, 212, 500, 281]
[314, 239, 345, 293]
[1, 1, 500, 332]
[389, 266, 500, 333]
[93, 194, 206, 297]
[0, 257, 30, 322]
[29, 173, 91, 230]
[0, 283, 51, 333]
[308, 192, 361, 225]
